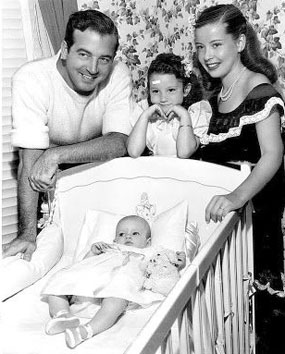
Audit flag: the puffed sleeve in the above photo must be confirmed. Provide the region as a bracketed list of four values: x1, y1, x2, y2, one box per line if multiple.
[11, 68, 50, 149]
[188, 100, 212, 138]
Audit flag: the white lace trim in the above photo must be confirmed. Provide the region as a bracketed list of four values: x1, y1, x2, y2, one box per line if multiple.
[200, 97, 285, 145]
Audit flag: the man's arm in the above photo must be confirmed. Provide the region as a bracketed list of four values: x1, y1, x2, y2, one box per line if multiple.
[2, 148, 44, 260]
[29, 132, 128, 191]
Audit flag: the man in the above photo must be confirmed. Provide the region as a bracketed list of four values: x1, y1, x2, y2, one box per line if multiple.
[3, 10, 136, 261]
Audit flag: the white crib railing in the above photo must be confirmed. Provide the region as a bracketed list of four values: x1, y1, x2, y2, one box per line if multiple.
[124, 205, 255, 354]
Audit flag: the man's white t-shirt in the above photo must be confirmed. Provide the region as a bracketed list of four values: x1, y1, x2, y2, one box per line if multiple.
[11, 53, 135, 148]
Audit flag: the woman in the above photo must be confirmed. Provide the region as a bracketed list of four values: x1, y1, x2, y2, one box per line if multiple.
[194, 5, 285, 353]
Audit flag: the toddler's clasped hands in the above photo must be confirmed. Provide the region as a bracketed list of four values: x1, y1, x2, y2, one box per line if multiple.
[147, 104, 189, 123]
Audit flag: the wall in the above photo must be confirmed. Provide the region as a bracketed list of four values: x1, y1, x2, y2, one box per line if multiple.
[78, 0, 285, 101]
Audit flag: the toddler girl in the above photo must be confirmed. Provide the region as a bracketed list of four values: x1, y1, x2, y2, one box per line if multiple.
[127, 53, 211, 158]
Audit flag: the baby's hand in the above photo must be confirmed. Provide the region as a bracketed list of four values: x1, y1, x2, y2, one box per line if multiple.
[91, 242, 113, 255]
[176, 251, 186, 270]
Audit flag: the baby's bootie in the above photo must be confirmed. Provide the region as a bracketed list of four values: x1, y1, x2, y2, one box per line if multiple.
[65, 323, 93, 349]
[45, 310, 80, 335]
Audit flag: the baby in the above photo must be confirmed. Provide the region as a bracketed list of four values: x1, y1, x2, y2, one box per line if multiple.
[42, 215, 186, 349]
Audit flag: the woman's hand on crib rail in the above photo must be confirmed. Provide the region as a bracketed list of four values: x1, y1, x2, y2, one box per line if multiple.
[205, 192, 244, 223]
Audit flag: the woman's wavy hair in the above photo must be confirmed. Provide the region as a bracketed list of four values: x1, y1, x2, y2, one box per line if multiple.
[64, 10, 119, 54]
[147, 53, 204, 108]
[194, 4, 278, 92]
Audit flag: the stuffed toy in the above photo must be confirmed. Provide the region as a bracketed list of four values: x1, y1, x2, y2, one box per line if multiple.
[141, 248, 184, 296]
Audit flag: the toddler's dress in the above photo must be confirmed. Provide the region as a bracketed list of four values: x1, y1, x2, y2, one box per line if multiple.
[133, 99, 212, 156]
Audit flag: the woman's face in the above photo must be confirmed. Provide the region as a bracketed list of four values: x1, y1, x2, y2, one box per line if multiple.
[195, 22, 241, 81]
[149, 73, 184, 114]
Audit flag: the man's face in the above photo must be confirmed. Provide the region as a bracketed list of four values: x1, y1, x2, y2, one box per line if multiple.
[60, 29, 117, 95]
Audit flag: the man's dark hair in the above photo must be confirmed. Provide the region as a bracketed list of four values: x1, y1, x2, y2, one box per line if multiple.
[64, 10, 119, 53]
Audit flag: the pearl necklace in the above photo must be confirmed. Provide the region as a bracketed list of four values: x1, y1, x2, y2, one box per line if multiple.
[219, 67, 247, 102]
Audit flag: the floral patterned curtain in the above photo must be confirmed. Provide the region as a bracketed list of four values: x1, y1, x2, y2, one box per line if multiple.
[78, 0, 285, 102]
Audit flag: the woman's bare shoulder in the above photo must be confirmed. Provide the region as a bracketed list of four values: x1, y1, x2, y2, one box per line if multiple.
[245, 71, 270, 91]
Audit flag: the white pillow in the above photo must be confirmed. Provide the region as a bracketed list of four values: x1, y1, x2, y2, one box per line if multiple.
[74, 200, 189, 262]
[1, 223, 63, 301]
[150, 201, 188, 250]
[74, 210, 124, 261]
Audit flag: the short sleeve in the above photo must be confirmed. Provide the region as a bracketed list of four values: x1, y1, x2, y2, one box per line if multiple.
[102, 62, 136, 136]
[188, 100, 212, 138]
[11, 68, 50, 149]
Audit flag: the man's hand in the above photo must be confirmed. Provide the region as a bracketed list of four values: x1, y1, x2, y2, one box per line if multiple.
[2, 238, 37, 261]
[29, 150, 58, 192]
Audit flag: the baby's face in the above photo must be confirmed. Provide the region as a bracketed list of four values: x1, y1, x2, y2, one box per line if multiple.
[114, 216, 150, 248]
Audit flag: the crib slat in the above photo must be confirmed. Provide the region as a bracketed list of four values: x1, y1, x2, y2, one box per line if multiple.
[192, 287, 203, 354]
[178, 307, 192, 353]
[164, 331, 173, 354]
[204, 267, 216, 353]
[243, 205, 255, 354]
[235, 219, 245, 353]
[229, 228, 239, 354]
[222, 241, 233, 354]
[214, 254, 226, 353]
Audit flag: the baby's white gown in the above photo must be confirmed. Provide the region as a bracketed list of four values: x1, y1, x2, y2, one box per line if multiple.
[41, 246, 164, 307]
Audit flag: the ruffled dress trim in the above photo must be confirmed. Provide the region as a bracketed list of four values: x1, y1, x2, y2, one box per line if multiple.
[200, 94, 285, 145]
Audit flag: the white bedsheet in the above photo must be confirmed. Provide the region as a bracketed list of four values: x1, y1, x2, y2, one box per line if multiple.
[1, 256, 160, 354]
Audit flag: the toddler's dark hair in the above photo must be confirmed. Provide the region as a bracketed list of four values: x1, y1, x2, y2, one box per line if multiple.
[147, 53, 204, 108]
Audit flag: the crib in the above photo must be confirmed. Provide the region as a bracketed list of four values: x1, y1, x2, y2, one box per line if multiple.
[1, 157, 255, 354]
